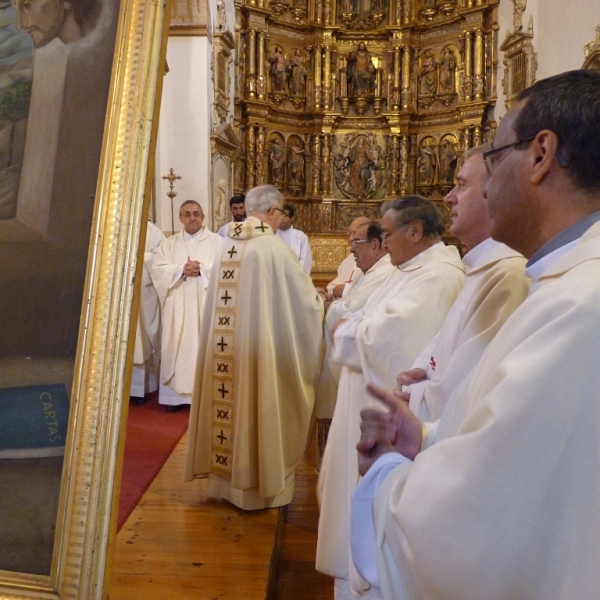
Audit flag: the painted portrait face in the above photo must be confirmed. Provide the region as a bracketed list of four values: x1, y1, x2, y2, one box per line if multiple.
[11, 0, 68, 48]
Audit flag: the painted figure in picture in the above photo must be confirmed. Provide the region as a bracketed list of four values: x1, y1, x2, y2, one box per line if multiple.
[10, 0, 99, 48]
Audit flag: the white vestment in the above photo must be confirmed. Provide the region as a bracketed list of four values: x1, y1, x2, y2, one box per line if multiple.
[130, 221, 165, 397]
[150, 227, 221, 406]
[184, 216, 323, 510]
[408, 238, 529, 422]
[315, 254, 395, 421]
[362, 220, 600, 600]
[277, 226, 313, 274]
[316, 242, 465, 587]
[327, 253, 361, 296]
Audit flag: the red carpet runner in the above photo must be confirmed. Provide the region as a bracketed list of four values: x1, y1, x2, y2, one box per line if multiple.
[117, 392, 189, 530]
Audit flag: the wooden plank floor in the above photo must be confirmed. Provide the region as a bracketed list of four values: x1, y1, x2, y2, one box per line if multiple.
[109, 431, 334, 600]
[109, 432, 279, 600]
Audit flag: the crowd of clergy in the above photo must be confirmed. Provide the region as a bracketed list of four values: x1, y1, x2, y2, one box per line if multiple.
[133, 68, 600, 600]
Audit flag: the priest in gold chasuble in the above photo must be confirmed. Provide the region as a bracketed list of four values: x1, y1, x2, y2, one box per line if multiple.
[185, 185, 324, 510]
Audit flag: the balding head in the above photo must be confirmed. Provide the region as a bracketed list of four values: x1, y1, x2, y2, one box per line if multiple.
[347, 216, 371, 243]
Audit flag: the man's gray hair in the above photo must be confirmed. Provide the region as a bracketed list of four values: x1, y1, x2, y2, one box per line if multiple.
[179, 199, 203, 214]
[245, 185, 283, 215]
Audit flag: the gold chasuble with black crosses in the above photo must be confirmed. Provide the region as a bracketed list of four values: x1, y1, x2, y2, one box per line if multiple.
[210, 218, 272, 478]
[184, 215, 324, 510]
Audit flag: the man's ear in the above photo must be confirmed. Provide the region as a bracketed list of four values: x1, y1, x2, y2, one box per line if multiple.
[530, 130, 559, 185]
[409, 220, 424, 242]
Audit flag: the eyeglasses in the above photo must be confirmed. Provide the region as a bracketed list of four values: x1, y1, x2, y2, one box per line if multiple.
[272, 206, 288, 217]
[483, 137, 535, 174]
[351, 238, 370, 248]
[180, 211, 203, 218]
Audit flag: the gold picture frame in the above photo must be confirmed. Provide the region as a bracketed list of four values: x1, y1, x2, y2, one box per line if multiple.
[0, 0, 170, 597]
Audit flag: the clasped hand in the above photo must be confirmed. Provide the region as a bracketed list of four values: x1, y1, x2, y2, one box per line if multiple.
[183, 258, 201, 277]
[357, 382, 424, 476]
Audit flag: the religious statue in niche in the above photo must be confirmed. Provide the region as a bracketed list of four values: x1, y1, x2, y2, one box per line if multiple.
[334, 133, 383, 199]
[438, 138, 458, 184]
[341, 0, 357, 15]
[417, 138, 436, 185]
[439, 47, 456, 93]
[288, 140, 305, 185]
[269, 138, 286, 182]
[289, 50, 307, 95]
[512, 0, 526, 31]
[346, 42, 376, 96]
[269, 46, 288, 92]
[216, 0, 227, 31]
[419, 50, 437, 95]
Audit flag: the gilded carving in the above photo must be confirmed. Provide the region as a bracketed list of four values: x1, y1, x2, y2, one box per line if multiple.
[334, 132, 384, 200]
[233, 0, 496, 232]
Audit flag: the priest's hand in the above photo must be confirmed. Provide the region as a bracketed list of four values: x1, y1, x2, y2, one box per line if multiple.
[183, 258, 201, 277]
[332, 283, 345, 299]
[395, 368, 427, 397]
[357, 407, 397, 476]
[362, 384, 423, 466]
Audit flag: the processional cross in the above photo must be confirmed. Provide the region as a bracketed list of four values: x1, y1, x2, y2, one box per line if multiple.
[162, 168, 182, 234]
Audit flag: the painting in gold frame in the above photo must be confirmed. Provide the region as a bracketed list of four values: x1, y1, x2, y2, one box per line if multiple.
[0, 0, 170, 596]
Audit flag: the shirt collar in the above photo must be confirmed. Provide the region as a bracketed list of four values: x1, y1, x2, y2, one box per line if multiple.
[461, 237, 497, 272]
[527, 210, 600, 267]
[182, 227, 204, 241]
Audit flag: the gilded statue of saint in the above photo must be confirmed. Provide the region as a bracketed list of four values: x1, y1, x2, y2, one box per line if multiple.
[346, 42, 376, 97]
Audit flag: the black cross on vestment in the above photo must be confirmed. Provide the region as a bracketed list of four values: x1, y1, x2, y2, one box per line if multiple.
[221, 291, 232, 305]
[227, 246, 238, 259]
[233, 224, 243, 237]
[218, 383, 229, 398]
[255, 222, 268, 232]
[217, 430, 227, 444]
[217, 337, 228, 352]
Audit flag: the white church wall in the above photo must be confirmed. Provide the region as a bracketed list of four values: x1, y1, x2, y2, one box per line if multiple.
[156, 36, 212, 236]
[496, 0, 599, 119]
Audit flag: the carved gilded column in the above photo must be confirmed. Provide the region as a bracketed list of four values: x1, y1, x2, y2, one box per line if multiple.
[388, 134, 400, 195]
[461, 126, 472, 151]
[246, 124, 256, 189]
[399, 134, 409, 195]
[472, 125, 482, 147]
[257, 31, 266, 101]
[312, 134, 321, 194]
[474, 28, 484, 100]
[323, 46, 332, 110]
[247, 29, 257, 99]
[490, 24, 498, 97]
[464, 30, 473, 102]
[314, 45, 322, 110]
[401, 45, 411, 110]
[255, 125, 266, 184]
[391, 46, 401, 110]
[257, 0, 264, 9]
[321, 134, 332, 195]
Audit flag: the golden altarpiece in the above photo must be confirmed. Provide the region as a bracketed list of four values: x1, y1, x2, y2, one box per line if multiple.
[230, 0, 499, 276]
